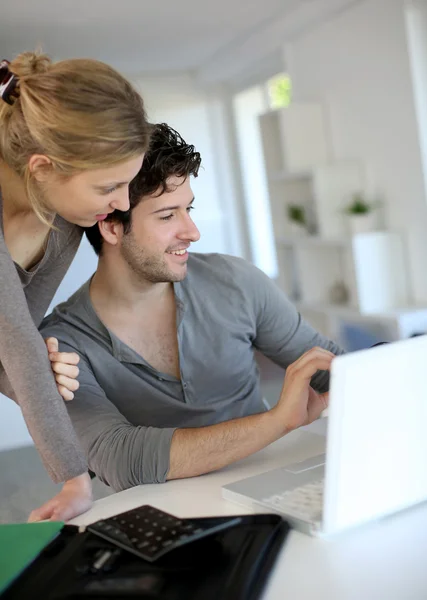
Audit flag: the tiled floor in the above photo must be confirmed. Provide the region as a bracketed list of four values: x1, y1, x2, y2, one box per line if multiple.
[0, 354, 285, 523]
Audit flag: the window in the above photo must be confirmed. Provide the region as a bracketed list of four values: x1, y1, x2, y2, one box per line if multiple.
[232, 73, 292, 278]
[267, 73, 292, 109]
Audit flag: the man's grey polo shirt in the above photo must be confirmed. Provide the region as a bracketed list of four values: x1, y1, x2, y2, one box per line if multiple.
[40, 253, 343, 492]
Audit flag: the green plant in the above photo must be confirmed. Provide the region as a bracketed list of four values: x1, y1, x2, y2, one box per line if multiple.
[287, 204, 306, 225]
[345, 193, 372, 215]
[268, 74, 292, 109]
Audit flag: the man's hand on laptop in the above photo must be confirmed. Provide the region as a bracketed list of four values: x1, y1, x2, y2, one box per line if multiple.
[45, 337, 80, 401]
[274, 347, 335, 432]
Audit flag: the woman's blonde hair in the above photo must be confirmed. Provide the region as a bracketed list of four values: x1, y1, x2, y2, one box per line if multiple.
[0, 51, 151, 224]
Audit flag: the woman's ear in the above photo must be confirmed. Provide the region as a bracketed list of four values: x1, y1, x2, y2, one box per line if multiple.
[98, 219, 122, 248]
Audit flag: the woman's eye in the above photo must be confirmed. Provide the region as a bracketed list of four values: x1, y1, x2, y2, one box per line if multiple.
[103, 186, 118, 195]
[187, 206, 194, 213]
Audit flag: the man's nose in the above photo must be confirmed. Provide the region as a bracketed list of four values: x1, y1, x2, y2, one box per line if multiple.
[181, 216, 200, 242]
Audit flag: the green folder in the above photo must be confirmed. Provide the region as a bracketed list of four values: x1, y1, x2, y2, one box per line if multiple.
[0, 521, 64, 594]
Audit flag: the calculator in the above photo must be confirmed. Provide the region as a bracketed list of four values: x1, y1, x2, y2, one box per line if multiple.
[88, 505, 242, 563]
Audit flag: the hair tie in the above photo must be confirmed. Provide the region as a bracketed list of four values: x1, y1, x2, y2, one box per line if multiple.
[0, 60, 19, 105]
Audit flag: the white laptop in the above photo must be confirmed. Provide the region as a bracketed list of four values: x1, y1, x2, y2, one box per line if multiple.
[222, 336, 427, 536]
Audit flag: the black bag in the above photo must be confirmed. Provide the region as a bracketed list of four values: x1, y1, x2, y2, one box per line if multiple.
[1, 513, 289, 600]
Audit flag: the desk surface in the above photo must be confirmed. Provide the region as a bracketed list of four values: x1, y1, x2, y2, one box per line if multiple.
[70, 419, 427, 600]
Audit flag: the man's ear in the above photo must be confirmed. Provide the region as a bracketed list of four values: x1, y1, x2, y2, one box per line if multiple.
[98, 220, 123, 248]
[27, 155, 54, 183]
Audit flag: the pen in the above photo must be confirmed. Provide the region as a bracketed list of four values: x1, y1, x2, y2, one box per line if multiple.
[90, 549, 114, 573]
[101, 548, 122, 572]
[90, 547, 122, 574]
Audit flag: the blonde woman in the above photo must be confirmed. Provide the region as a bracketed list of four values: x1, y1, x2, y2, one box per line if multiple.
[0, 52, 150, 521]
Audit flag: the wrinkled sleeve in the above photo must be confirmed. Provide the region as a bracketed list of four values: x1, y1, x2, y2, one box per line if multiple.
[0, 234, 87, 483]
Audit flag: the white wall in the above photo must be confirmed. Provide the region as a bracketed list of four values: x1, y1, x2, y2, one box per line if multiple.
[405, 0, 427, 216]
[132, 73, 237, 256]
[285, 0, 427, 303]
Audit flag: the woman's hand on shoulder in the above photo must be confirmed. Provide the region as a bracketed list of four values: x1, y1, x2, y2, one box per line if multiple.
[45, 337, 80, 401]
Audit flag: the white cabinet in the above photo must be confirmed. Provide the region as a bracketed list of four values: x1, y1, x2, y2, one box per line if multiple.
[260, 103, 330, 173]
[352, 232, 409, 313]
[277, 233, 409, 314]
[314, 162, 365, 238]
[259, 103, 427, 348]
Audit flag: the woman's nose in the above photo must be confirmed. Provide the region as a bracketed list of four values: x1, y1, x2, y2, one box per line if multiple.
[110, 190, 130, 212]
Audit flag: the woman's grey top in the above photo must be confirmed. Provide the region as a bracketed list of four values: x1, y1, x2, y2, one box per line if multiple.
[0, 193, 87, 483]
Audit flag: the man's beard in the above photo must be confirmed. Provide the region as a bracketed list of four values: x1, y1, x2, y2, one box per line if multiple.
[121, 232, 186, 284]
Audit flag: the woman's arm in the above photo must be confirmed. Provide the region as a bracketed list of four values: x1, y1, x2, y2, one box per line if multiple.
[0, 225, 94, 521]
[0, 228, 88, 482]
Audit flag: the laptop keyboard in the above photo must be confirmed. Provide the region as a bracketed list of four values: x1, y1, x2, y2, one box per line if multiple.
[261, 478, 324, 521]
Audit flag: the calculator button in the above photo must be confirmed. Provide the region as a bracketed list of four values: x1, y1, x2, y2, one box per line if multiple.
[88, 504, 240, 564]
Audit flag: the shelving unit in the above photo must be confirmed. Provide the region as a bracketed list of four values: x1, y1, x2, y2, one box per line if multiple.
[258, 103, 427, 349]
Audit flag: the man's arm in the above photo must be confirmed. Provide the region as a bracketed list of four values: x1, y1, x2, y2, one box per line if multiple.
[168, 410, 281, 480]
[53, 339, 333, 488]
[63, 350, 276, 488]
[45, 340, 175, 491]
[167, 347, 334, 480]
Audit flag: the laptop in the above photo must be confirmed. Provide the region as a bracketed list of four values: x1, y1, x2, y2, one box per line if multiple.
[222, 336, 427, 536]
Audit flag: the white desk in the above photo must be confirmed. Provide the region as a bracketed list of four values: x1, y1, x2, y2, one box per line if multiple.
[70, 419, 427, 600]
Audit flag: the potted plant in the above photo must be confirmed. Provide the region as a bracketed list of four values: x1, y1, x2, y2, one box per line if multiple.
[344, 193, 378, 235]
[287, 204, 308, 236]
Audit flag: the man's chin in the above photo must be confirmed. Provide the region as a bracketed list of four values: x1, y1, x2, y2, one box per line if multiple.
[164, 256, 189, 280]
[170, 265, 188, 282]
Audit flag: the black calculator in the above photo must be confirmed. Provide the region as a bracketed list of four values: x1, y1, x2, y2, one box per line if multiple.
[88, 505, 242, 563]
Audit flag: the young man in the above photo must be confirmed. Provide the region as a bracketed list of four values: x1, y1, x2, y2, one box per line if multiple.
[40, 124, 343, 492]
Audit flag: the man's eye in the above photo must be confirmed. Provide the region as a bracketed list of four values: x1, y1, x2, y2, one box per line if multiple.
[160, 214, 174, 221]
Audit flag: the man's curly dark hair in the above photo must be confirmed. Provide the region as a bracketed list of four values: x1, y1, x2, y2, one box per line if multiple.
[85, 123, 202, 255]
